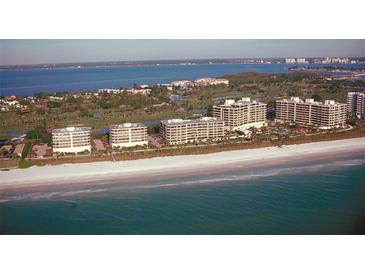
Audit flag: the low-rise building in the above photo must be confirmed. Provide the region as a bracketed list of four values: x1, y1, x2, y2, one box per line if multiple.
[194, 78, 229, 86]
[13, 143, 25, 157]
[93, 139, 106, 151]
[347, 92, 365, 118]
[125, 88, 151, 95]
[52, 126, 91, 153]
[276, 97, 347, 129]
[159, 117, 224, 145]
[109, 123, 148, 148]
[0, 145, 13, 155]
[171, 80, 194, 88]
[0, 98, 30, 112]
[98, 88, 123, 94]
[213, 98, 267, 131]
[32, 144, 51, 158]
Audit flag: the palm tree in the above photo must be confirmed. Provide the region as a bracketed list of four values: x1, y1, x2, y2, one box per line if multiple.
[249, 126, 257, 142]
[260, 126, 269, 141]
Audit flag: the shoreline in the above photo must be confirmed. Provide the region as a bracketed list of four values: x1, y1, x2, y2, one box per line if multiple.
[1, 137, 365, 191]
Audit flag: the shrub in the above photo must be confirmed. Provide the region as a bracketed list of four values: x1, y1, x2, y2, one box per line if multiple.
[18, 160, 33, 169]
[311, 94, 322, 101]
[48, 101, 61, 108]
[21, 143, 30, 159]
[26, 130, 41, 139]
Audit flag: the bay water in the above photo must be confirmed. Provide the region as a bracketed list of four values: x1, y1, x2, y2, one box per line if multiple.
[2, 63, 365, 97]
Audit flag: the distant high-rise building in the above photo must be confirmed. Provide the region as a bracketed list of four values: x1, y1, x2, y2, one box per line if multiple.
[285, 58, 307, 64]
[213, 98, 267, 131]
[109, 123, 148, 148]
[52, 126, 91, 153]
[347, 92, 365, 118]
[296, 58, 307, 64]
[276, 97, 346, 128]
[322, 57, 350, 64]
[285, 58, 296, 64]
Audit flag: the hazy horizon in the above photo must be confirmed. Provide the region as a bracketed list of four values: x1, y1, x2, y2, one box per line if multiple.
[1, 39, 365, 66]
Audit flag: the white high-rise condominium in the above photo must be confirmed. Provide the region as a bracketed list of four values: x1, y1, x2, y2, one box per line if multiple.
[213, 98, 267, 131]
[276, 97, 347, 129]
[52, 126, 91, 153]
[159, 117, 224, 145]
[109, 123, 148, 148]
[347, 92, 365, 118]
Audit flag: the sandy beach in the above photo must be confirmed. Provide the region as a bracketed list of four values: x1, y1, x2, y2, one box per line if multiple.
[1, 137, 365, 189]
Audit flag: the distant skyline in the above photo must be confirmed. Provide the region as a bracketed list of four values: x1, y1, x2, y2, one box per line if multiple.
[1, 39, 364, 66]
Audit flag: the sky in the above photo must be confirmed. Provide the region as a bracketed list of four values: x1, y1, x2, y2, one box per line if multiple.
[0, 39, 364, 66]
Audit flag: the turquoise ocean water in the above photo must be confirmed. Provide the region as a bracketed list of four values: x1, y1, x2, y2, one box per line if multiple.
[1, 152, 364, 235]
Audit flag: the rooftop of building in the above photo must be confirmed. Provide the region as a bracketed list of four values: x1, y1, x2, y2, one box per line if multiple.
[93, 139, 106, 151]
[160, 117, 223, 126]
[195, 77, 228, 81]
[52, 126, 91, 134]
[171, 80, 193, 83]
[0, 145, 12, 152]
[277, 97, 346, 106]
[348, 92, 365, 95]
[195, 77, 215, 81]
[215, 98, 266, 107]
[13, 143, 25, 154]
[32, 144, 51, 158]
[109, 123, 146, 129]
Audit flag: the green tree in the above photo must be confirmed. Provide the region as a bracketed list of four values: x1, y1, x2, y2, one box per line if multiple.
[207, 105, 213, 116]
[311, 94, 322, 101]
[66, 96, 77, 104]
[55, 91, 69, 97]
[26, 130, 41, 140]
[147, 124, 160, 135]
[48, 101, 61, 108]
[80, 108, 91, 117]
[41, 133, 52, 145]
[36, 107, 47, 115]
[266, 100, 275, 108]
[34, 92, 48, 98]
[21, 143, 30, 159]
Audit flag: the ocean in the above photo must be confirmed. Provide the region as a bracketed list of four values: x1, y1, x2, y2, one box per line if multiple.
[1, 63, 365, 97]
[1, 152, 364, 235]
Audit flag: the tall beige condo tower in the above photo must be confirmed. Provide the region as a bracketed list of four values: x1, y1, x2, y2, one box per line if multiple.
[276, 97, 346, 128]
[52, 126, 91, 153]
[109, 123, 148, 148]
[159, 117, 224, 145]
[347, 92, 365, 118]
[213, 98, 267, 131]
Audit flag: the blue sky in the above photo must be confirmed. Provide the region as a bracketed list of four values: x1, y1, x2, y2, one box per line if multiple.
[1, 39, 364, 66]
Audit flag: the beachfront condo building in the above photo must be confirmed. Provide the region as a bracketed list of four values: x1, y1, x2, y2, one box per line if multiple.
[109, 123, 148, 148]
[276, 97, 347, 128]
[347, 92, 365, 118]
[159, 117, 224, 145]
[212, 98, 267, 131]
[52, 126, 91, 153]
